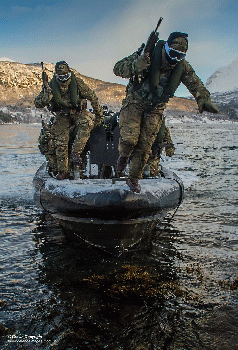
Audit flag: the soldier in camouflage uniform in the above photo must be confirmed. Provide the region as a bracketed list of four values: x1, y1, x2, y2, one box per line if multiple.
[35, 61, 103, 180]
[38, 117, 58, 176]
[113, 32, 219, 193]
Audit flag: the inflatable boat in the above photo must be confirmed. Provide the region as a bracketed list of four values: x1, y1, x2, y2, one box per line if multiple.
[33, 123, 184, 253]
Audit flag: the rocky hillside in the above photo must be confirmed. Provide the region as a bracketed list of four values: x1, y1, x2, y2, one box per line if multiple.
[0, 60, 232, 123]
[210, 89, 238, 120]
[0, 61, 126, 110]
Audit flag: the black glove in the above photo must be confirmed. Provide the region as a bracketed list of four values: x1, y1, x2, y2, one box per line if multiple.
[198, 99, 219, 114]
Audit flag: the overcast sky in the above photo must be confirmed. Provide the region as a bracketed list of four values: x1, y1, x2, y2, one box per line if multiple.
[0, 0, 237, 96]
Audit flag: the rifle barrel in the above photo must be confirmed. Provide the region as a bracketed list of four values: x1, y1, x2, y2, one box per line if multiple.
[155, 17, 163, 32]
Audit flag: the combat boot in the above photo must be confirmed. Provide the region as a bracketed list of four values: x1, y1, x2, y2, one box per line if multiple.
[126, 178, 141, 193]
[117, 156, 129, 176]
[56, 171, 70, 180]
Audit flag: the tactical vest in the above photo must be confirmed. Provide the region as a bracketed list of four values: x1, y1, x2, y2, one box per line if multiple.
[49, 71, 79, 110]
[133, 40, 185, 105]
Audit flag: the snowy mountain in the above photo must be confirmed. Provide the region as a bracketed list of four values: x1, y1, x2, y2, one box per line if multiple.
[0, 60, 200, 123]
[0, 60, 237, 123]
[210, 89, 238, 120]
[0, 57, 15, 62]
[206, 58, 238, 93]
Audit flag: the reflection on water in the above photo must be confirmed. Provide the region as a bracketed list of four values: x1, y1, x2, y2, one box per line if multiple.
[0, 123, 238, 349]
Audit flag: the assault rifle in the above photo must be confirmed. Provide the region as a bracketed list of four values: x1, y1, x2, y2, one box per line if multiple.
[130, 18, 163, 88]
[143, 17, 163, 57]
[41, 62, 51, 93]
[135, 18, 163, 58]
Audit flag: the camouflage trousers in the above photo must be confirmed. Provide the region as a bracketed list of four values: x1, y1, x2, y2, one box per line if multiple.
[146, 152, 162, 177]
[147, 125, 175, 177]
[50, 109, 96, 173]
[44, 139, 58, 175]
[119, 102, 164, 180]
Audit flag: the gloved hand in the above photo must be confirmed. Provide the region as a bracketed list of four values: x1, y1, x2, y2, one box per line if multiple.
[165, 146, 175, 157]
[42, 91, 52, 105]
[134, 53, 151, 73]
[198, 99, 219, 114]
[94, 108, 104, 126]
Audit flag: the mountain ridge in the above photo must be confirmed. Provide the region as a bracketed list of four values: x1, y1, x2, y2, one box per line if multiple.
[0, 60, 198, 111]
[0, 60, 236, 123]
[205, 57, 238, 93]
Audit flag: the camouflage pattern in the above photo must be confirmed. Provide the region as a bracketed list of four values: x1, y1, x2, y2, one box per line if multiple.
[49, 111, 75, 172]
[170, 36, 188, 52]
[46, 109, 97, 173]
[35, 71, 103, 117]
[71, 109, 97, 155]
[181, 60, 211, 102]
[113, 52, 139, 79]
[114, 42, 214, 181]
[113, 50, 211, 106]
[38, 120, 58, 174]
[72, 71, 104, 120]
[34, 91, 53, 108]
[119, 102, 164, 180]
[35, 69, 103, 174]
[147, 125, 175, 177]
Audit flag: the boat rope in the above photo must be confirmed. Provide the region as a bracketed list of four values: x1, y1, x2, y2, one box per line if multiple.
[39, 181, 54, 215]
[162, 176, 184, 229]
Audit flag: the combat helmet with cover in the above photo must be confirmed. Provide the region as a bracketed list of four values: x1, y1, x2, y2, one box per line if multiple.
[164, 32, 188, 65]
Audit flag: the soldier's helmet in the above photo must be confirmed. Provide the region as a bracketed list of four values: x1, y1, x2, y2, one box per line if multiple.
[165, 32, 188, 64]
[55, 61, 71, 82]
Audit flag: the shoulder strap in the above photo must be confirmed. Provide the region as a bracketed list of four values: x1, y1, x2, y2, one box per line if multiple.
[164, 61, 184, 98]
[149, 40, 185, 102]
[149, 40, 165, 92]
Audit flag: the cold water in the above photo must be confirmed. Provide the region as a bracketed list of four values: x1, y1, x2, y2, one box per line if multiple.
[0, 119, 237, 349]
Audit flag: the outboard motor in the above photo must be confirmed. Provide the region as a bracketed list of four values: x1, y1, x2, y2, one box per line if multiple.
[89, 112, 119, 178]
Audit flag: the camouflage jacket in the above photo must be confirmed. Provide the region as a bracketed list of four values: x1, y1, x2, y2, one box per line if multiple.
[34, 69, 103, 118]
[113, 43, 211, 108]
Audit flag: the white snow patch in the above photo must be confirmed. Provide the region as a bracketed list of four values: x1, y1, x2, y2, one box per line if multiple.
[45, 177, 176, 198]
[0, 57, 15, 62]
[206, 57, 238, 93]
[46, 178, 128, 198]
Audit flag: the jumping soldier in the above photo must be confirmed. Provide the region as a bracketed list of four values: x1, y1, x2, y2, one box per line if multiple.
[113, 31, 219, 193]
[35, 61, 103, 180]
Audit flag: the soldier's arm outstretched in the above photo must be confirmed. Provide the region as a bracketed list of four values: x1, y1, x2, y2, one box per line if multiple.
[181, 61, 219, 113]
